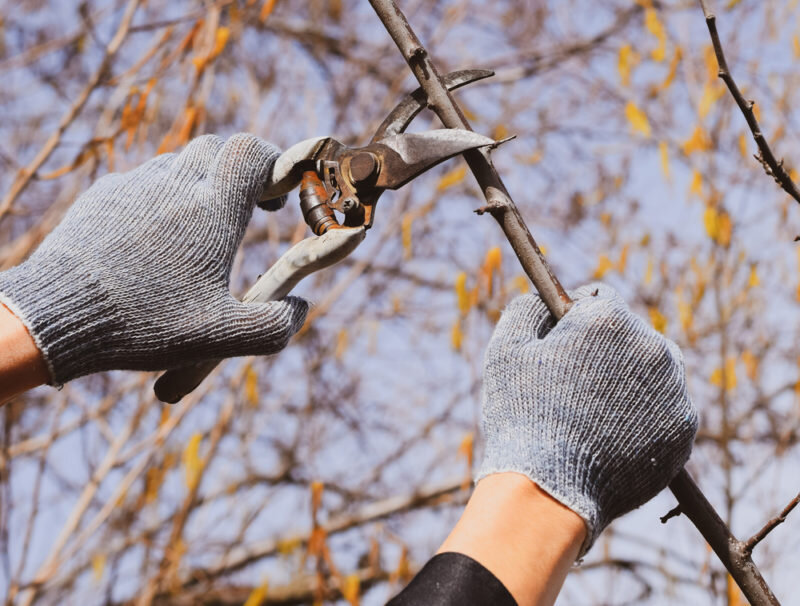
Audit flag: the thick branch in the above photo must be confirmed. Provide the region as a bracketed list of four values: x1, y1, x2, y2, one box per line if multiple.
[369, 1, 779, 604]
[367, 0, 572, 321]
[698, 0, 800, 204]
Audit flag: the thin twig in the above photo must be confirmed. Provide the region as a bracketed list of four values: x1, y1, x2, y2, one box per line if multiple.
[660, 505, 682, 524]
[698, 0, 800, 204]
[745, 491, 800, 555]
[0, 0, 141, 226]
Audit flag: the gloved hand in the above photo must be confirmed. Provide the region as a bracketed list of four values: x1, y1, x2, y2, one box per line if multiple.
[0, 134, 308, 386]
[476, 283, 697, 557]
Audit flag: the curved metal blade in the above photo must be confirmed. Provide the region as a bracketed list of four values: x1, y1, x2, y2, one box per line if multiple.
[372, 69, 494, 142]
[370, 129, 495, 190]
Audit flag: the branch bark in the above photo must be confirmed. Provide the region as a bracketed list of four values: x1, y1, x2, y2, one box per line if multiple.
[698, 0, 800, 204]
[744, 491, 800, 555]
[368, 1, 780, 604]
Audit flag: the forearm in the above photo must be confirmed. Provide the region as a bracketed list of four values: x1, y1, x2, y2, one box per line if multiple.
[437, 473, 585, 606]
[0, 303, 49, 403]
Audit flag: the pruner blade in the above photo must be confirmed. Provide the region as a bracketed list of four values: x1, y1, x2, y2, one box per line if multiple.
[368, 129, 495, 190]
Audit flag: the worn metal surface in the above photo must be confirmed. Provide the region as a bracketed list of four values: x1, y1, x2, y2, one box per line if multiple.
[368, 0, 572, 320]
[157, 125, 492, 402]
[372, 69, 494, 142]
[369, 130, 495, 189]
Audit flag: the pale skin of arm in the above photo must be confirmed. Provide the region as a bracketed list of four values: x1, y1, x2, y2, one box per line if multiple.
[1, 303, 586, 606]
[0, 303, 49, 402]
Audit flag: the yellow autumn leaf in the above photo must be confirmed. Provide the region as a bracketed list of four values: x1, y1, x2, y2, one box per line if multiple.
[659, 141, 670, 180]
[483, 246, 502, 298]
[328, 0, 343, 21]
[618, 44, 639, 87]
[703, 45, 718, 82]
[703, 207, 718, 241]
[277, 537, 302, 556]
[716, 211, 731, 247]
[791, 168, 799, 183]
[747, 264, 759, 288]
[645, 8, 667, 62]
[335, 328, 348, 360]
[144, 466, 165, 505]
[159, 406, 170, 428]
[618, 244, 630, 273]
[455, 272, 470, 314]
[648, 307, 667, 334]
[625, 101, 651, 137]
[460, 103, 478, 121]
[260, 0, 277, 22]
[245, 365, 258, 406]
[662, 46, 681, 90]
[689, 169, 703, 196]
[210, 26, 230, 59]
[485, 247, 502, 271]
[401, 214, 413, 259]
[342, 574, 361, 606]
[726, 0, 742, 7]
[698, 83, 724, 119]
[794, 35, 800, 59]
[92, 554, 106, 583]
[451, 321, 463, 351]
[512, 275, 530, 293]
[741, 349, 759, 380]
[177, 106, 198, 145]
[520, 149, 543, 164]
[710, 357, 737, 391]
[244, 581, 269, 606]
[678, 297, 693, 336]
[493, 124, 509, 140]
[682, 126, 712, 155]
[644, 256, 654, 285]
[753, 102, 761, 122]
[738, 133, 748, 158]
[437, 165, 467, 191]
[183, 433, 203, 491]
[458, 432, 475, 469]
[726, 575, 742, 606]
[311, 480, 325, 516]
[592, 254, 615, 279]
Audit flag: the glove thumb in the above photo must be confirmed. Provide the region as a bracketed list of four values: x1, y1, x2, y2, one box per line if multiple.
[206, 295, 309, 359]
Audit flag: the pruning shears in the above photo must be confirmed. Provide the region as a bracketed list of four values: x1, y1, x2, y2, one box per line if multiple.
[155, 70, 496, 403]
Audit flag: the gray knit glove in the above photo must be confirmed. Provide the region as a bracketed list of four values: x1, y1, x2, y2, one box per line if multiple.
[0, 134, 308, 386]
[476, 283, 697, 556]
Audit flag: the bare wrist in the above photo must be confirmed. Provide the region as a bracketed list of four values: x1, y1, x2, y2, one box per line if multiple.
[438, 472, 585, 606]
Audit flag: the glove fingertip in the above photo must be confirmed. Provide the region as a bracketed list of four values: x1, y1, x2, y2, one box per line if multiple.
[493, 293, 555, 343]
[211, 133, 282, 198]
[249, 295, 309, 343]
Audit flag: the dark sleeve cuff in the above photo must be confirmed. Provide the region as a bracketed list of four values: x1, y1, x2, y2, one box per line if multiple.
[386, 552, 518, 606]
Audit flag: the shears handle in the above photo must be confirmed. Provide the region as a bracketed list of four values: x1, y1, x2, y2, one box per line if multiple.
[154, 226, 366, 403]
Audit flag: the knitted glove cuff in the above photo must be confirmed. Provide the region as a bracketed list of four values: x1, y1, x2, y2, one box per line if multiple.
[0, 256, 119, 386]
[475, 429, 600, 558]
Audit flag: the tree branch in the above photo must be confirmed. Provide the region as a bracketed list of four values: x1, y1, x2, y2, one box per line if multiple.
[744, 491, 800, 555]
[0, 0, 141, 226]
[369, 1, 780, 604]
[698, 0, 800, 204]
